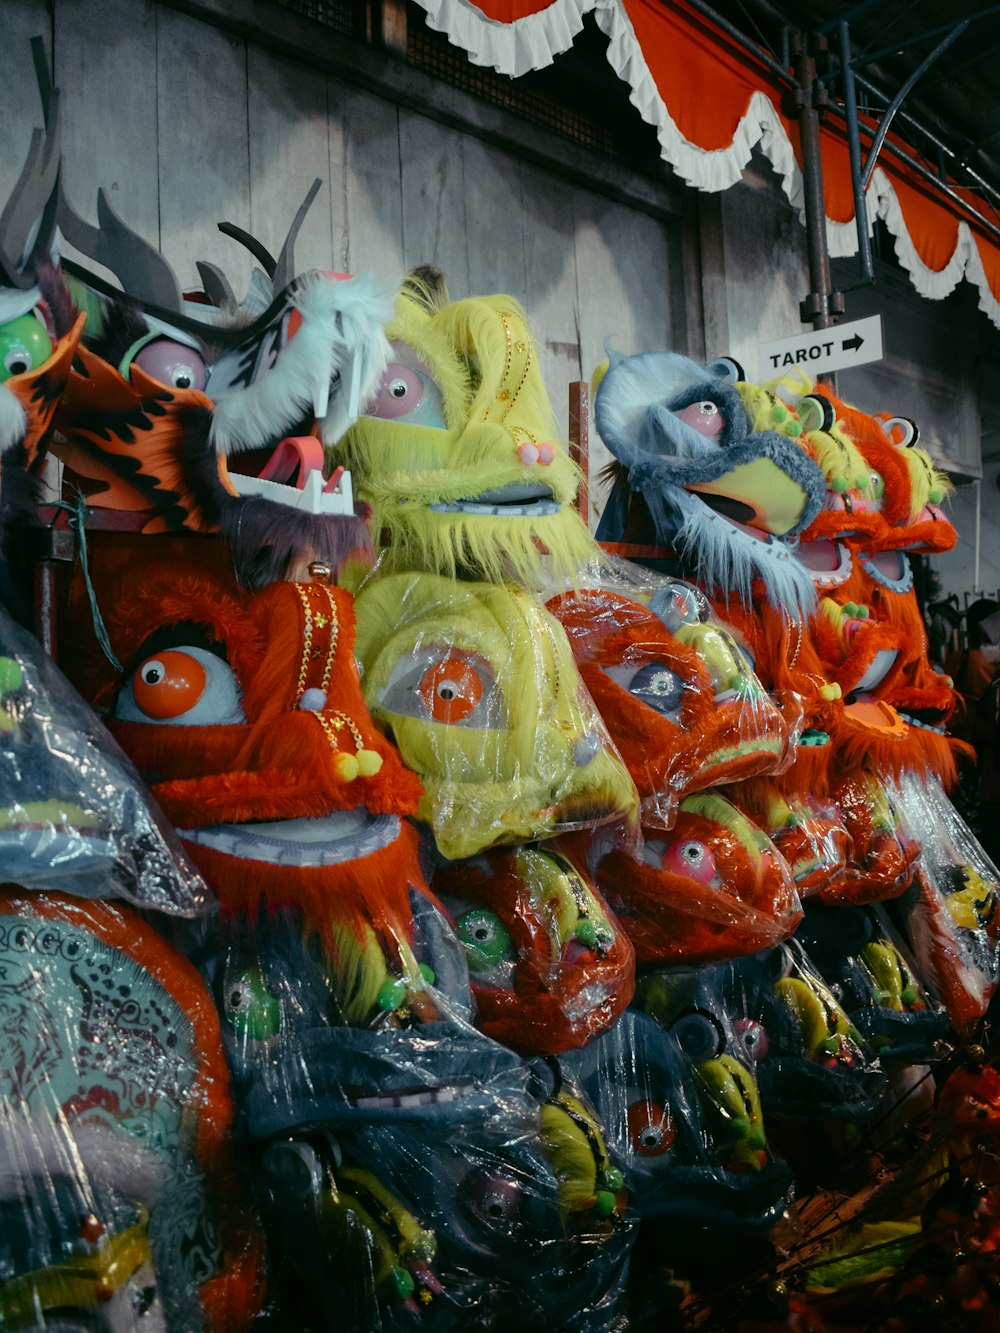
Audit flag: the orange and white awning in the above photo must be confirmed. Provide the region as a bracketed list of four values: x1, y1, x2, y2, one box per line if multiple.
[413, 0, 1000, 329]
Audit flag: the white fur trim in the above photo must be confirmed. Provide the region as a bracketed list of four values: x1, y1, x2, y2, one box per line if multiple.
[592, 0, 1000, 330]
[0, 386, 27, 454]
[421, 0, 1000, 328]
[210, 270, 395, 455]
[412, 0, 596, 75]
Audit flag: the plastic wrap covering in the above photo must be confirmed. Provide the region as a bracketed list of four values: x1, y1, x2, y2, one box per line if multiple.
[731, 781, 853, 898]
[818, 770, 921, 905]
[640, 943, 887, 1129]
[0, 606, 208, 914]
[546, 568, 797, 828]
[331, 1085, 635, 1331]
[352, 570, 639, 860]
[0, 891, 261, 1331]
[893, 770, 1000, 1033]
[568, 791, 803, 966]
[209, 890, 637, 1330]
[561, 1008, 793, 1228]
[430, 842, 635, 1055]
[797, 900, 951, 1063]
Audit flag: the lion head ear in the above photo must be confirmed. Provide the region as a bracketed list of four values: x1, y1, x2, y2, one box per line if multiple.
[707, 356, 745, 385]
[402, 263, 450, 314]
[877, 413, 920, 447]
[797, 393, 837, 434]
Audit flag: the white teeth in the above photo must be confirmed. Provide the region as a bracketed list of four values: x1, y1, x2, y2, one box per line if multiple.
[313, 376, 330, 423]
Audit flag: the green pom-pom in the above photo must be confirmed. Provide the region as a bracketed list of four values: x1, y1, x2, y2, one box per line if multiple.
[0, 657, 23, 692]
[831, 477, 848, 493]
[575, 919, 598, 948]
[773, 403, 788, 422]
[389, 1268, 415, 1300]
[602, 1167, 624, 1192]
[418, 962, 436, 986]
[377, 978, 408, 1011]
[785, 420, 802, 437]
[902, 985, 918, 1006]
[594, 1190, 617, 1217]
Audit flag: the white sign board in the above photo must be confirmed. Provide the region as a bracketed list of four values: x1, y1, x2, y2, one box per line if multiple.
[758, 314, 883, 380]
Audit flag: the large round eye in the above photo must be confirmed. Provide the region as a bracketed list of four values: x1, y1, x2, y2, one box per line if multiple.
[675, 399, 724, 437]
[0, 312, 52, 381]
[627, 1099, 675, 1156]
[114, 646, 245, 726]
[134, 651, 206, 718]
[601, 659, 686, 720]
[130, 337, 208, 391]
[733, 1018, 769, 1065]
[628, 662, 685, 715]
[456, 908, 514, 972]
[380, 646, 502, 729]
[461, 1167, 525, 1229]
[225, 967, 281, 1041]
[662, 840, 717, 885]
[419, 656, 484, 723]
[365, 342, 446, 427]
[671, 1007, 726, 1063]
[369, 363, 424, 419]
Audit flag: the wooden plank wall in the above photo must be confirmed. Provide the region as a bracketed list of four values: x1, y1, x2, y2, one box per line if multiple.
[3, 0, 674, 526]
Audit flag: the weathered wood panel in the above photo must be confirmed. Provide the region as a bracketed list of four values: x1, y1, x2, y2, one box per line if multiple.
[54, 0, 160, 265]
[1, 1, 53, 214]
[156, 6, 251, 295]
[246, 43, 333, 280]
[327, 83, 403, 281]
[462, 135, 527, 305]
[399, 110, 470, 295]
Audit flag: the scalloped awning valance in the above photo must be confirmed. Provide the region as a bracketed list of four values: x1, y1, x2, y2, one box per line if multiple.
[412, 0, 1000, 329]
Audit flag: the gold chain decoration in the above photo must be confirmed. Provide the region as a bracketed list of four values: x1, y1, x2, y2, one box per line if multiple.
[292, 582, 340, 707]
[314, 710, 384, 782]
[485, 309, 533, 426]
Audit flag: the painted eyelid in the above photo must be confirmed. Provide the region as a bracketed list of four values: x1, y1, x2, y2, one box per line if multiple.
[379, 647, 506, 727]
[114, 645, 246, 726]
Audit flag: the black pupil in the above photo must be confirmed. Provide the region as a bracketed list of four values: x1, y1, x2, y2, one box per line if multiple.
[391, 381, 406, 397]
[229, 988, 245, 1009]
[9, 357, 28, 374]
[641, 1127, 659, 1146]
[473, 924, 491, 941]
[175, 371, 192, 388]
[144, 667, 162, 684]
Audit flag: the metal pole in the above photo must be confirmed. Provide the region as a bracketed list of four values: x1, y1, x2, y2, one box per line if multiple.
[838, 20, 875, 288]
[790, 31, 842, 386]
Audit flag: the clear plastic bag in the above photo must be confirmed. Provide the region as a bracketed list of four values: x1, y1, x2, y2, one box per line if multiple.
[570, 791, 803, 966]
[0, 605, 209, 915]
[353, 570, 639, 860]
[0, 890, 263, 1330]
[430, 840, 636, 1055]
[546, 562, 796, 828]
[892, 770, 1000, 1032]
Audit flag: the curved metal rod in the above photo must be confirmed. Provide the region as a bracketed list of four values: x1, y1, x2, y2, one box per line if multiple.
[860, 21, 970, 193]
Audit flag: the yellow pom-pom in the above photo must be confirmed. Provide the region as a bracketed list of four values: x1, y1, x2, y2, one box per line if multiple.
[335, 752, 360, 781]
[820, 683, 842, 701]
[357, 749, 384, 777]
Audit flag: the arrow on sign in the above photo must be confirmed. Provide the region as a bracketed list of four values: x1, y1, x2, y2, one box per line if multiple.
[842, 334, 864, 352]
